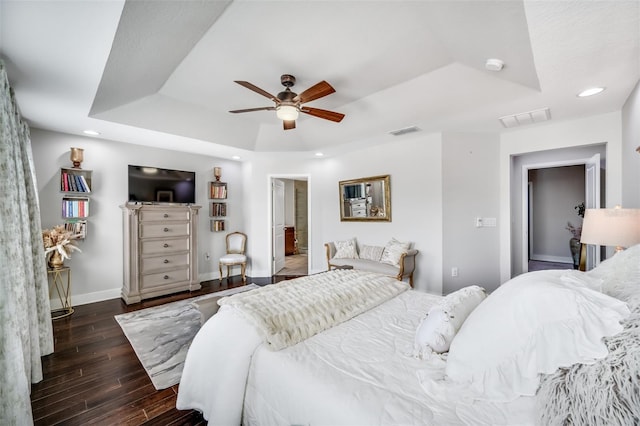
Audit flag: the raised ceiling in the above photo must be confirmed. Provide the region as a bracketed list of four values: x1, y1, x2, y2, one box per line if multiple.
[1, 0, 639, 156]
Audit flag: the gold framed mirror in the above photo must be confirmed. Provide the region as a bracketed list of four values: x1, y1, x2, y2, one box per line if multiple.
[339, 175, 391, 222]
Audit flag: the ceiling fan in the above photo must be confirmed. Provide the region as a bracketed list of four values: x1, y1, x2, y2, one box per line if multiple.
[229, 74, 345, 130]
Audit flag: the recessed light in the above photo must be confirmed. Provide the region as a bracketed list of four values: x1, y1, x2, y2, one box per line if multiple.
[314, 152, 324, 157]
[83, 130, 100, 136]
[231, 155, 241, 160]
[577, 87, 605, 97]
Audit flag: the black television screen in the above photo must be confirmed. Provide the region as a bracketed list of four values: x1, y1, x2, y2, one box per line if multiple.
[128, 165, 196, 204]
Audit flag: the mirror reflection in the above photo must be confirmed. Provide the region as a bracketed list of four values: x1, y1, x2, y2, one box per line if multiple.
[339, 175, 391, 221]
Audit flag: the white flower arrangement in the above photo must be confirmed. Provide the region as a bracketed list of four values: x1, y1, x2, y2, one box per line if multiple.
[42, 225, 81, 261]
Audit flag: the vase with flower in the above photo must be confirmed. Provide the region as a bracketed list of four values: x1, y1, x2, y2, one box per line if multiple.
[566, 202, 585, 269]
[42, 225, 81, 269]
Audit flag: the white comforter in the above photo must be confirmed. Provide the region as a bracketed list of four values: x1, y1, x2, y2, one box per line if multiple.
[177, 280, 535, 425]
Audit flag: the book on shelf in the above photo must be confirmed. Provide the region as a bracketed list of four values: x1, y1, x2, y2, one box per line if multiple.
[79, 175, 91, 192]
[64, 220, 87, 239]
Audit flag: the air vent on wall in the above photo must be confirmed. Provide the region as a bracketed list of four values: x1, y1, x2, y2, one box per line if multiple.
[499, 107, 551, 128]
[388, 126, 421, 136]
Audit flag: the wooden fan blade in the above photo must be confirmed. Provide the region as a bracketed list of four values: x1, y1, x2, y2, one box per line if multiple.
[300, 107, 345, 123]
[293, 81, 335, 104]
[229, 106, 275, 113]
[283, 120, 296, 130]
[234, 81, 280, 104]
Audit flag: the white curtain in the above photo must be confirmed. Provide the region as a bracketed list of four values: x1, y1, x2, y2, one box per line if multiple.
[0, 60, 54, 424]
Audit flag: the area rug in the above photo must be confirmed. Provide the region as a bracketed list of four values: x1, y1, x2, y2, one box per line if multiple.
[115, 284, 259, 390]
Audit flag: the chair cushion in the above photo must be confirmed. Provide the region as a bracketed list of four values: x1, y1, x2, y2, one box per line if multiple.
[220, 253, 247, 264]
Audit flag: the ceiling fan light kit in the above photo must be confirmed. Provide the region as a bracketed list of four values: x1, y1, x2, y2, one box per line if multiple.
[229, 74, 345, 130]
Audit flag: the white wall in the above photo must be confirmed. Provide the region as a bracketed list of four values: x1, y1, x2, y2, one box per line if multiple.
[243, 132, 444, 294]
[31, 128, 243, 306]
[500, 112, 622, 282]
[442, 133, 501, 294]
[622, 79, 640, 208]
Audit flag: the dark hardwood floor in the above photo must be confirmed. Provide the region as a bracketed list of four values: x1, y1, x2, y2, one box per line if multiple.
[30, 275, 297, 425]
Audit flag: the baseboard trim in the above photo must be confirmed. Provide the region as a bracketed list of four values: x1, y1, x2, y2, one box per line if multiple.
[50, 287, 121, 309]
[530, 253, 573, 264]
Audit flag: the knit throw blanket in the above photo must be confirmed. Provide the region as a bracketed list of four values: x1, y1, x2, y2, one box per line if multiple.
[218, 269, 409, 350]
[536, 292, 640, 425]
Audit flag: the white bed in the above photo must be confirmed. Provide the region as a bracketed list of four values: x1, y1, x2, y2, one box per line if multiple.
[177, 247, 640, 426]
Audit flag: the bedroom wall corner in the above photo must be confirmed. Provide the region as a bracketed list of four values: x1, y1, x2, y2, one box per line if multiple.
[441, 132, 501, 294]
[621, 78, 640, 208]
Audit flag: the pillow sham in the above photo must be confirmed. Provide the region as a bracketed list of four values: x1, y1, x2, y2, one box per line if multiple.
[360, 245, 384, 262]
[445, 270, 630, 402]
[414, 285, 486, 356]
[380, 238, 410, 267]
[333, 239, 359, 259]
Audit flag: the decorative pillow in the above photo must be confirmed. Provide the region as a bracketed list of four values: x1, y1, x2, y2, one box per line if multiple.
[380, 238, 410, 267]
[414, 285, 486, 357]
[360, 245, 384, 262]
[587, 243, 640, 301]
[333, 239, 359, 259]
[414, 307, 455, 355]
[445, 270, 630, 401]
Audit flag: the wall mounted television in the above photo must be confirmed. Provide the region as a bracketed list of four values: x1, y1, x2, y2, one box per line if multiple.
[128, 165, 196, 204]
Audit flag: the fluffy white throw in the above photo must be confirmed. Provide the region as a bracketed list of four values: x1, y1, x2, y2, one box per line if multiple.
[537, 292, 640, 425]
[218, 269, 409, 350]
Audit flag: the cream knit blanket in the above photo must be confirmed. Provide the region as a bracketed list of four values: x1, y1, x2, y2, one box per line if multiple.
[218, 270, 409, 350]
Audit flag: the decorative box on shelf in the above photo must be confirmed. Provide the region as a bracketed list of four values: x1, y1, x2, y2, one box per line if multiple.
[209, 182, 227, 199]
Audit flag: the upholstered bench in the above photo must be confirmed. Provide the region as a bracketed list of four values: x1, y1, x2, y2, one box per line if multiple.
[324, 238, 418, 287]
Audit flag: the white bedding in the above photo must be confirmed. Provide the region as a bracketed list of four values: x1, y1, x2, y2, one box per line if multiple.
[178, 286, 536, 425]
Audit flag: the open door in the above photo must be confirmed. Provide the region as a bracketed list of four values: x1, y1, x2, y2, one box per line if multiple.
[272, 179, 285, 274]
[584, 153, 601, 269]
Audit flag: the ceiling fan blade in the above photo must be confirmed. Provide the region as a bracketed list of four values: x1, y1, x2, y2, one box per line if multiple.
[283, 120, 296, 130]
[301, 107, 345, 123]
[294, 81, 336, 104]
[234, 81, 280, 104]
[229, 106, 275, 113]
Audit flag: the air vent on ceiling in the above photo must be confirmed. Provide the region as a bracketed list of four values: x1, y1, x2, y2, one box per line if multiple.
[388, 126, 421, 136]
[499, 107, 551, 128]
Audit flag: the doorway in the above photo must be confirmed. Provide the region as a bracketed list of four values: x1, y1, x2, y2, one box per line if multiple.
[521, 154, 602, 273]
[271, 176, 309, 276]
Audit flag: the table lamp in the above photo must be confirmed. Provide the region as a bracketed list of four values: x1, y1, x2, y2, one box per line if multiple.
[580, 207, 640, 253]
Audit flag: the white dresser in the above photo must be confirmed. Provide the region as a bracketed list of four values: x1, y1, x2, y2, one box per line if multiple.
[121, 203, 201, 304]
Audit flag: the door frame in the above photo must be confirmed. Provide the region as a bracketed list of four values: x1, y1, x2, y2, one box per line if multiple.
[268, 174, 311, 276]
[521, 157, 600, 273]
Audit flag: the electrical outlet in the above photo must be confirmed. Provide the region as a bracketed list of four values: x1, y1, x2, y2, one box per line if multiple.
[205, 252, 210, 260]
[451, 267, 458, 277]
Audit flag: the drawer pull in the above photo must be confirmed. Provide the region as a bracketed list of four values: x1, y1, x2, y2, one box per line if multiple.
[163, 259, 169, 264]
[163, 243, 169, 248]
[164, 213, 169, 218]
[164, 275, 169, 280]
[164, 227, 169, 232]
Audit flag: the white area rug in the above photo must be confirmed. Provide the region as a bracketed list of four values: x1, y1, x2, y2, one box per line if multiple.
[115, 284, 259, 390]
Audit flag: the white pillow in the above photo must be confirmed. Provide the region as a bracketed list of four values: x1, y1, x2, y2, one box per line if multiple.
[360, 245, 384, 262]
[380, 238, 410, 267]
[414, 307, 455, 355]
[333, 239, 359, 259]
[445, 270, 630, 401]
[414, 285, 486, 356]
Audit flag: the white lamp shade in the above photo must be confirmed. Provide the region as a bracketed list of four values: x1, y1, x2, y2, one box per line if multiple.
[276, 105, 299, 121]
[580, 208, 640, 248]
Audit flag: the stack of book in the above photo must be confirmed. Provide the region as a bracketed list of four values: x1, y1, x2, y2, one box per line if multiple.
[61, 172, 91, 192]
[62, 198, 89, 218]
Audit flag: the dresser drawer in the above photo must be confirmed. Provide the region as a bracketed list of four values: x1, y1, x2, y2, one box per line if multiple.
[141, 268, 190, 288]
[351, 209, 367, 217]
[140, 210, 190, 222]
[141, 237, 190, 254]
[351, 201, 366, 209]
[140, 222, 189, 238]
[140, 253, 189, 273]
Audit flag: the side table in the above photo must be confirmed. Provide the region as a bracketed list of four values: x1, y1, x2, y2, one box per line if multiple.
[47, 266, 74, 319]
